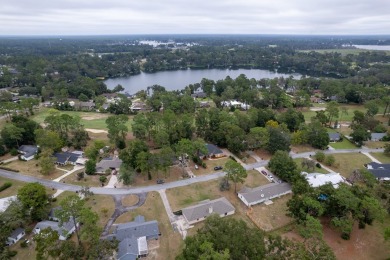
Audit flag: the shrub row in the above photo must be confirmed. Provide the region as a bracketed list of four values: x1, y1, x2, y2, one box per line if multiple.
[0, 166, 19, 172]
[0, 182, 12, 192]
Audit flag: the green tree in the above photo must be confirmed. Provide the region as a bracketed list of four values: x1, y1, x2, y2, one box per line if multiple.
[324, 155, 336, 166]
[85, 160, 96, 175]
[78, 93, 89, 102]
[106, 115, 129, 147]
[384, 143, 390, 157]
[246, 127, 269, 149]
[118, 164, 135, 185]
[17, 183, 49, 221]
[34, 228, 60, 260]
[120, 139, 148, 169]
[268, 150, 298, 182]
[39, 148, 56, 175]
[351, 125, 370, 147]
[314, 151, 326, 162]
[364, 100, 379, 117]
[0, 124, 24, 148]
[35, 129, 63, 152]
[266, 126, 291, 154]
[305, 121, 330, 149]
[225, 160, 247, 193]
[326, 101, 339, 126]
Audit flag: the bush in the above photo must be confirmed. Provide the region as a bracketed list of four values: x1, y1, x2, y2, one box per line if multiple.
[314, 151, 326, 162]
[324, 155, 335, 166]
[316, 163, 322, 168]
[10, 148, 18, 156]
[229, 155, 237, 162]
[201, 162, 207, 168]
[192, 156, 201, 165]
[0, 166, 19, 172]
[20, 240, 28, 248]
[219, 177, 230, 191]
[8, 250, 17, 257]
[0, 182, 12, 192]
[99, 176, 107, 183]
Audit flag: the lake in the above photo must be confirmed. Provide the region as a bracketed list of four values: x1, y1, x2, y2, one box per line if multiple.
[353, 45, 390, 51]
[104, 68, 302, 93]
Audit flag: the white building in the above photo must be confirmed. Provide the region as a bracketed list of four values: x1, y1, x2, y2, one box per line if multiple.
[303, 172, 346, 188]
[238, 183, 292, 207]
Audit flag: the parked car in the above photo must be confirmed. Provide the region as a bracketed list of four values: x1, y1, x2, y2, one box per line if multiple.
[195, 164, 199, 170]
[214, 166, 223, 170]
[156, 179, 165, 184]
[261, 170, 267, 175]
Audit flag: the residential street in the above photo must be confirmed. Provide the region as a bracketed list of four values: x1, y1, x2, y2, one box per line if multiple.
[0, 148, 384, 195]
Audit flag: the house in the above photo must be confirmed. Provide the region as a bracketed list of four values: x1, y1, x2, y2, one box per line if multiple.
[198, 101, 210, 108]
[366, 162, 390, 181]
[95, 157, 123, 174]
[202, 143, 225, 159]
[130, 101, 149, 112]
[181, 197, 235, 225]
[107, 215, 160, 260]
[238, 183, 292, 207]
[370, 133, 387, 141]
[328, 132, 341, 142]
[6, 228, 25, 246]
[53, 151, 82, 166]
[191, 92, 207, 98]
[34, 219, 77, 240]
[77, 101, 95, 111]
[48, 206, 61, 221]
[303, 172, 346, 188]
[18, 145, 38, 161]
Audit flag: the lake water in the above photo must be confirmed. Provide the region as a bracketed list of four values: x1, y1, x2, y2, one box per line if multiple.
[353, 45, 390, 51]
[104, 68, 302, 93]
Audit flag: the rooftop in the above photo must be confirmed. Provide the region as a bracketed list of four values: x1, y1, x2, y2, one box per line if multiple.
[238, 182, 292, 204]
[182, 197, 235, 223]
[304, 172, 346, 188]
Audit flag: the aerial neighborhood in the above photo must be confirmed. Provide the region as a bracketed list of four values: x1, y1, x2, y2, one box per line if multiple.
[0, 35, 390, 260]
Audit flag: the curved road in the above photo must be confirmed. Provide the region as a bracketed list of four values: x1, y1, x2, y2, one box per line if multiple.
[0, 148, 383, 195]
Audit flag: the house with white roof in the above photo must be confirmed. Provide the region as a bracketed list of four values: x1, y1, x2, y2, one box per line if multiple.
[303, 172, 346, 188]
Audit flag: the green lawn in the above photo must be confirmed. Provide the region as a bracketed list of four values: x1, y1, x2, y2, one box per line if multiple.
[0, 176, 27, 198]
[369, 152, 390, 163]
[294, 158, 329, 174]
[31, 108, 133, 130]
[329, 139, 358, 149]
[328, 153, 371, 178]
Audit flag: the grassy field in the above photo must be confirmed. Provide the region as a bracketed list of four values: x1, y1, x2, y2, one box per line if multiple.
[294, 158, 329, 174]
[31, 108, 133, 130]
[114, 192, 183, 260]
[188, 157, 231, 176]
[0, 176, 30, 198]
[328, 153, 371, 178]
[5, 160, 65, 181]
[121, 195, 139, 207]
[369, 152, 390, 163]
[302, 104, 368, 122]
[329, 139, 358, 149]
[364, 141, 388, 149]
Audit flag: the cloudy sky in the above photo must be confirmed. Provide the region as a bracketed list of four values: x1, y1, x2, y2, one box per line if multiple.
[1, 0, 389, 35]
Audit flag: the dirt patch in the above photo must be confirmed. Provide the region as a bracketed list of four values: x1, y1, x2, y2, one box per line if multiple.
[122, 195, 139, 207]
[248, 194, 293, 231]
[291, 144, 318, 154]
[82, 114, 109, 120]
[86, 128, 108, 133]
[322, 218, 390, 260]
[310, 107, 326, 111]
[254, 149, 273, 161]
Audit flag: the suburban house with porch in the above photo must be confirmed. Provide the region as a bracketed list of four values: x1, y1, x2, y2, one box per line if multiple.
[34, 218, 77, 240]
[53, 151, 84, 166]
[181, 197, 235, 225]
[18, 145, 38, 161]
[328, 132, 341, 142]
[107, 215, 160, 260]
[95, 157, 123, 174]
[370, 132, 387, 141]
[238, 183, 292, 207]
[201, 143, 225, 159]
[303, 172, 347, 188]
[6, 228, 25, 246]
[366, 162, 390, 181]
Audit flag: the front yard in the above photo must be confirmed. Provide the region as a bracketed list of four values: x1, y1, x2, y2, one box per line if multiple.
[4, 160, 65, 180]
[328, 138, 358, 149]
[369, 152, 390, 163]
[327, 153, 371, 178]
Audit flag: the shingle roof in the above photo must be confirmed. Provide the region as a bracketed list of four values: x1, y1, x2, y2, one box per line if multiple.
[328, 133, 341, 141]
[113, 216, 159, 242]
[117, 238, 138, 260]
[369, 169, 390, 179]
[182, 197, 235, 223]
[371, 133, 386, 140]
[367, 162, 390, 170]
[238, 183, 292, 204]
[9, 228, 25, 239]
[53, 152, 81, 164]
[205, 143, 224, 156]
[34, 219, 75, 238]
[18, 145, 38, 158]
[96, 157, 122, 173]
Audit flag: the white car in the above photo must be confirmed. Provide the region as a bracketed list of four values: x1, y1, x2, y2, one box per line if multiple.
[195, 164, 199, 170]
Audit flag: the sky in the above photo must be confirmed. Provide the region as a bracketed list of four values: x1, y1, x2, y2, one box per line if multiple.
[1, 0, 389, 35]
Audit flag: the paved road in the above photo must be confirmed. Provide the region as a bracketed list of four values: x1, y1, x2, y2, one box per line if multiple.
[0, 148, 384, 195]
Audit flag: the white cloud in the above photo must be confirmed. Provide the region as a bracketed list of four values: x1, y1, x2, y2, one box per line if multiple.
[0, 0, 389, 35]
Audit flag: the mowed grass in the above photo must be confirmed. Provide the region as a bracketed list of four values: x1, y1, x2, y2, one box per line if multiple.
[0, 176, 29, 198]
[302, 104, 369, 122]
[31, 108, 133, 131]
[328, 153, 371, 178]
[245, 170, 271, 188]
[294, 158, 329, 174]
[369, 152, 390, 163]
[329, 139, 358, 149]
[5, 160, 65, 181]
[114, 192, 183, 260]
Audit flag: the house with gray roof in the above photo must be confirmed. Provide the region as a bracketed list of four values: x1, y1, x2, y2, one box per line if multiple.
[6, 228, 25, 246]
[34, 218, 77, 240]
[238, 182, 292, 207]
[18, 145, 38, 161]
[328, 132, 341, 142]
[107, 215, 160, 260]
[53, 151, 82, 166]
[366, 162, 390, 181]
[370, 132, 387, 141]
[96, 157, 123, 174]
[201, 143, 225, 159]
[182, 197, 235, 225]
